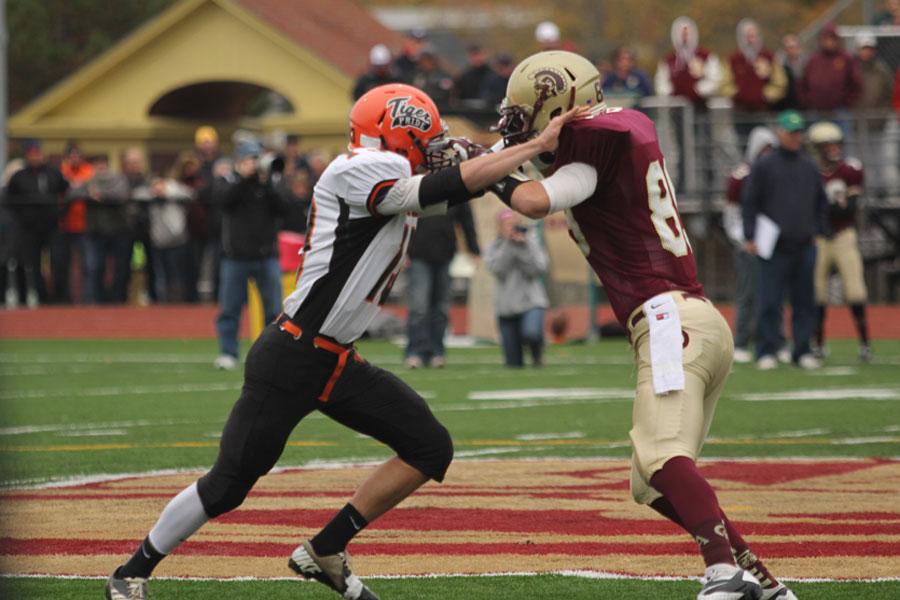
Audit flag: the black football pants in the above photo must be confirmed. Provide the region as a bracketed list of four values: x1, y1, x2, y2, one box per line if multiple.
[196, 322, 453, 518]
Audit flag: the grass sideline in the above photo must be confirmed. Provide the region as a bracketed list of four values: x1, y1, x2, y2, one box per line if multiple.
[1, 337, 898, 599]
[2, 574, 900, 600]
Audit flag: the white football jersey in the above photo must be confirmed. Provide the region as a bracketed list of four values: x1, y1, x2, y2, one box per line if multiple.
[282, 148, 417, 344]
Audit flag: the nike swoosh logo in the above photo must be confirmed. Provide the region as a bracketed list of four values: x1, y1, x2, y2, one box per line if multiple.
[349, 516, 362, 531]
[141, 546, 152, 559]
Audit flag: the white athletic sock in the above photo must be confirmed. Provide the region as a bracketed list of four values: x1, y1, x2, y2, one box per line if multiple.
[147, 481, 209, 554]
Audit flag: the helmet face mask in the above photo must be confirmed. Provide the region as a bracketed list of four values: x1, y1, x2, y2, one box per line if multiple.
[421, 122, 454, 171]
[495, 50, 604, 146]
[349, 84, 447, 172]
[494, 98, 536, 146]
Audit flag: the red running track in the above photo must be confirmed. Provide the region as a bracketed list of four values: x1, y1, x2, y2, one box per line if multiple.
[0, 304, 898, 340]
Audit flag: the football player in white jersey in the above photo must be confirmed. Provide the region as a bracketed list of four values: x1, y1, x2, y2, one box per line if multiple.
[104, 83, 585, 600]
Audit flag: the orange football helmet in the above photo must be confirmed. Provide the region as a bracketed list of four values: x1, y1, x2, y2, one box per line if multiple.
[349, 83, 449, 172]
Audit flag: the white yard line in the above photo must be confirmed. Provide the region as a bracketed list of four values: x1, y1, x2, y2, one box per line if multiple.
[435, 398, 630, 412]
[763, 428, 831, 439]
[0, 353, 214, 364]
[0, 418, 215, 437]
[0, 382, 241, 401]
[737, 387, 900, 401]
[56, 429, 129, 438]
[1, 571, 898, 584]
[515, 432, 586, 441]
[468, 388, 633, 401]
[812, 367, 858, 376]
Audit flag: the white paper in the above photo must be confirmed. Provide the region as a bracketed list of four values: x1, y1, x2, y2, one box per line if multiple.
[754, 213, 780, 260]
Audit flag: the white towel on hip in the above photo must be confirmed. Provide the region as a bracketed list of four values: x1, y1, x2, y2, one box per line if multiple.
[643, 293, 685, 394]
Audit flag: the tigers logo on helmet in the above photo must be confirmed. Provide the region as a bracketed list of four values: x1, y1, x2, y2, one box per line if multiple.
[529, 68, 567, 98]
[387, 97, 434, 132]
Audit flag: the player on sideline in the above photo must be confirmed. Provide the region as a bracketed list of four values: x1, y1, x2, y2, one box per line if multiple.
[807, 121, 871, 362]
[487, 51, 797, 600]
[104, 83, 584, 600]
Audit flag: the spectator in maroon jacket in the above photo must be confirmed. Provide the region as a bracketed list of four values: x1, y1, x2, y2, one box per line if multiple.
[655, 16, 722, 110]
[655, 16, 722, 191]
[721, 19, 788, 140]
[798, 23, 863, 135]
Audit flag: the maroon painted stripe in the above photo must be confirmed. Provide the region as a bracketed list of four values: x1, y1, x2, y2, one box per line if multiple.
[1, 538, 897, 559]
[213, 507, 900, 537]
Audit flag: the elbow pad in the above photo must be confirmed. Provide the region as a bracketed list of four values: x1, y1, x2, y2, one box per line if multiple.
[419, 165, 472, 207]
[540, 163, 598, 214]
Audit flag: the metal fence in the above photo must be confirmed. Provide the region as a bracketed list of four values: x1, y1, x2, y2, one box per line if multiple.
[446, 96, 900, 304]
[636, 97, 900, 303]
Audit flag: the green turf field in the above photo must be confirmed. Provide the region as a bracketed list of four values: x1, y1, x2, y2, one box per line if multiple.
[1, 337, 898, 599]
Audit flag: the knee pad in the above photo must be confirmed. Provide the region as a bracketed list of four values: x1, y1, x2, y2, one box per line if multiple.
[196, 470, 256, 518]
[401, 422, 454, 483]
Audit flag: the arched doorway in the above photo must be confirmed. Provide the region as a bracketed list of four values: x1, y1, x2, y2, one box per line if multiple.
[149, 81, 294, 119]
[146, 80, 295, 175]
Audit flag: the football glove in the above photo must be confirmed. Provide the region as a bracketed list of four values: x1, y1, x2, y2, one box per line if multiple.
[446, 137, 491, 164]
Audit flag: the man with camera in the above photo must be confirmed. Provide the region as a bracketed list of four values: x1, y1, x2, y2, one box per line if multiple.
[214, 140, 286, 370]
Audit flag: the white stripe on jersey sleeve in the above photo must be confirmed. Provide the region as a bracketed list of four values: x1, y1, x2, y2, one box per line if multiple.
[337, 149, 412, 216]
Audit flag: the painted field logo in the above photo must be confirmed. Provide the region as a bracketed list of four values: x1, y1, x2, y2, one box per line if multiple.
[0, 459, 898, 580]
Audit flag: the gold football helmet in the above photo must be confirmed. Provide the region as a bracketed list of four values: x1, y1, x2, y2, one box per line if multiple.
[808, 121, 843, 165]
[495, 50, 604, 145]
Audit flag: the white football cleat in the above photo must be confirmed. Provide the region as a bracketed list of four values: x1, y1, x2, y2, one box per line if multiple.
[213, 354, 238, 370]
[757, 355, 778, 370]
[761, 583, 798, 600]
[289, 540, 379, 600]
[105, 570, 148, 600]
[797, 354, 821, 370]
[697, 563, 762, 600]
[733, 347, 753, 364]
[776, 348, 792, 364]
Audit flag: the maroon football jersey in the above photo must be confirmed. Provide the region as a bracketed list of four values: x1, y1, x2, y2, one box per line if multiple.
[822, 159, 864, 234]
[552, 108, 704, 327]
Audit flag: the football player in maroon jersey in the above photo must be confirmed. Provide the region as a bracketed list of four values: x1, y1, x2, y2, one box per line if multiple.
[808, 121, 871, 362]
[489, 50, 796, 600]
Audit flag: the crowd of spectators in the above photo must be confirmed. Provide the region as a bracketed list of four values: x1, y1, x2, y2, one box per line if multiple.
[353, 30, 515, 111]
[348, 13, 900, 128]
[3, 10, 900, 320]
[1, 128, 320, 310]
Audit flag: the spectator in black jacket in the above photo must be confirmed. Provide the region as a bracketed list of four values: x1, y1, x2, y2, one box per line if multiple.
[455, 44, 493, 108]
[404, 204, 480, 368]
[353, 44, 402, 100]
[5, 139, 69, 306]
[742, 110, 827, 371]
[214, 141, 286, 370]
[481, 53, 516, 109]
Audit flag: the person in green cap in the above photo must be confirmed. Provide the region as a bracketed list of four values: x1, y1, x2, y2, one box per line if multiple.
[741, 109, 828, 371]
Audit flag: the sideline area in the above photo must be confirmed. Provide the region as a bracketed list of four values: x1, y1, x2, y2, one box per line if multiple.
[2, 304, 899, 340]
